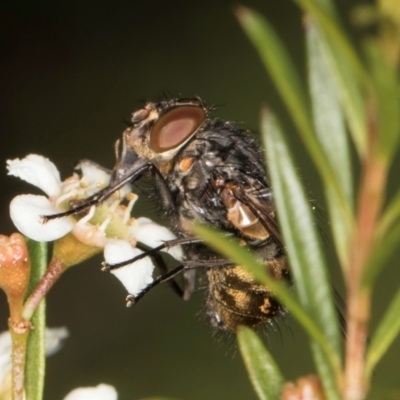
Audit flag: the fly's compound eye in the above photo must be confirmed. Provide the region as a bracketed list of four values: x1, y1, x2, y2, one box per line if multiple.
[150, 106, 206, 153]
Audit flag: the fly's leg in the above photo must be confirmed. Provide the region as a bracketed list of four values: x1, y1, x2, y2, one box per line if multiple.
[102, 237, 202, 270]
[126, 264, 186, 306]
[102, 238, 202, 304]
[124, 258, 233, 307]
[43, 162, 151, 221]
[137, 244, 184, 299]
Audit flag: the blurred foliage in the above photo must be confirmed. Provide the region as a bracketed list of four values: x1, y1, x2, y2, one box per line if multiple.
[199, 0, 400, 399]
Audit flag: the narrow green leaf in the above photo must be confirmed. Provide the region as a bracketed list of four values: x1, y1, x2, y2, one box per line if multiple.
[378, 187, 400, 238]
[235, 6, 351, 223]
[295, 0, 369, 85]
[307, 21, 354, 266]
[235, 6, 308, 128]
[366, 285, 400, 378]
[363, 189, 400, 286]
[262, 110, 341, 399]
[237, 326, 284, 400]
[312, 0, 338, 18]
[307, 21, 353, 203]
[365, 40, 400, 162]
[363, 223, 400, 288]
[294, 0, 369, 157]
[25, 240, 48, 400]
[193, 224, 341, 375]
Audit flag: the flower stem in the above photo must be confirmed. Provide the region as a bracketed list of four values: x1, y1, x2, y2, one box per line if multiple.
[9, 320, 31, 400]
[22, 256, 65, 321]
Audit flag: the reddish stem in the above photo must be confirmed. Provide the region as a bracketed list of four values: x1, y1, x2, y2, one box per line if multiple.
[344, 103, 387, 399]
[22, 257, 66, 321]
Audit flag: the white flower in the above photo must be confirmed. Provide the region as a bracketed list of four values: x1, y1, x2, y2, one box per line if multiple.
[63, 384, 117, 400]
[104, 239, 154, 296]
[0, 327, 69, 394]
[10, 195, 75, 242]
[7, 155, 125, 243]
[128, 217, 183, 261]
[8, 154, 184, 298]
[7, 154, 62, 197]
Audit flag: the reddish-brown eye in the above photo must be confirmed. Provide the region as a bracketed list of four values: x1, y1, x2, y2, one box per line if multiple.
[150, 106, 206, 153]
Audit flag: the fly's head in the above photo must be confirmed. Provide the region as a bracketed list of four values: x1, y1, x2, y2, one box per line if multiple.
[115, 98, 210, 178]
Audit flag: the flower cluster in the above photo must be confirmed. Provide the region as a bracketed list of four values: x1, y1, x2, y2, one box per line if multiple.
[7, 154, 182, 297]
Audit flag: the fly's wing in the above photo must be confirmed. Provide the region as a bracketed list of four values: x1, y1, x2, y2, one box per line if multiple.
[231, 183, 283, 248]
[217, 171, 283, 249]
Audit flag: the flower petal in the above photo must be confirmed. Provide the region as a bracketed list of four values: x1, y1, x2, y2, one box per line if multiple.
[0, 331, 11, 384]
[7, 154, 61, 197]
[76, 160, 133, 200]
[76, 160, 112, 197]
[104, 239, 154, 296]
[63, 384, 117, 400]
[72, 222, 107, 248]
[10, 195, 74, 242]
[129, 217, 183, 260]
[45, 326, 69, 357]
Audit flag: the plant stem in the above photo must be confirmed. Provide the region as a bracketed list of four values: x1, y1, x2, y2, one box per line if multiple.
[9, 320, 31, 400]
[22, 257, 65, 321]
[344, 128, 387, 400]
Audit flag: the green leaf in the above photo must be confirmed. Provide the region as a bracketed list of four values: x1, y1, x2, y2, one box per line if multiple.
[193, 224, 341, 376]
[307, 21, 353, 204]
[365, 285, 400, 378]
[365, 39, 400, 162]
[379, 187, 400, 238]
[262, 110, 341, 399]
[363, 189, 400, 287]
[25, 240, 48, 400]
[363, 223, 400, 288]
[307, 20, 354, 266]
[237, 326, 284, 400]
[294, 0, 369, 157]
[235, 6, 351, 223]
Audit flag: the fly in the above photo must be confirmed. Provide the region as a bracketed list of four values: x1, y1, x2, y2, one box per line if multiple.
[45, 97, 290, 332]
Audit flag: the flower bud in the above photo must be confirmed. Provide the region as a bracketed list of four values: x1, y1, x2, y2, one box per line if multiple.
[282, 374, 325, 400]
[0, 234, 30, 320]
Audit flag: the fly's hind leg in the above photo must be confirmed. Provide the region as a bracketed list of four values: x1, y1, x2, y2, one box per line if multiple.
[104, 236, 233, 307]
[137, 244, 184, 300]
[102, 237, 202, 271]
[125, 258, 233, 307]
[102, 237, 203, 305]
[126, 264, 186, 307]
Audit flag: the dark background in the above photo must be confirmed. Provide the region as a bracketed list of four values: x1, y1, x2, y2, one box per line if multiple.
[1, 1, 399, 399]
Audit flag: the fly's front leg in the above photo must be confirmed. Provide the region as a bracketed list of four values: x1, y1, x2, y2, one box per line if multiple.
[43, 161, 150, 221]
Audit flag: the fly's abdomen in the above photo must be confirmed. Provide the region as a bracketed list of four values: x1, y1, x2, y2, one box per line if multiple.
[206, 258, 288, 332]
